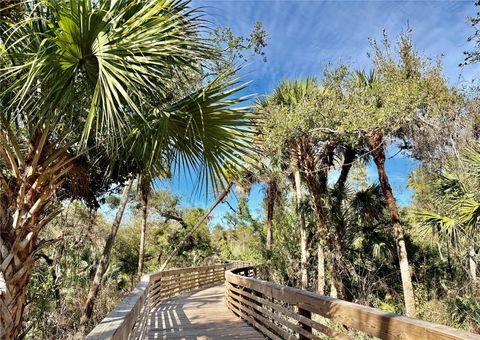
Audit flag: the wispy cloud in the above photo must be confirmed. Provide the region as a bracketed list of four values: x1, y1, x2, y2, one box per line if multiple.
[180, 1, 479, 219]
[197, 0, 480, 93]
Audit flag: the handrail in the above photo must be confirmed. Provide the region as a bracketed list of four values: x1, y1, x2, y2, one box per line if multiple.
[85, 262, 249, 340]
[225, 266, 480, 340]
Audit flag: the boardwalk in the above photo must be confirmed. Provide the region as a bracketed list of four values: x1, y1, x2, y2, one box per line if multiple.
[87, 264, 480, 340]
[147, 284, 265, 339]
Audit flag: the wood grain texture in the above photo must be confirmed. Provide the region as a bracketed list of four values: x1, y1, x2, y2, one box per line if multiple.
[225, 266, 480, 340]
[147, 284, 265, 339]
[85, 263, 250, 339]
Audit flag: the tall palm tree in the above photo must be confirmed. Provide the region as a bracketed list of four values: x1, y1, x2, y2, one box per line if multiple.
[0, 0, 253, 337]
[350, 69, 417, 316]
[137, 175, 152, 277]
[259, 78, 347, 295]
[256, 79, 320, 290]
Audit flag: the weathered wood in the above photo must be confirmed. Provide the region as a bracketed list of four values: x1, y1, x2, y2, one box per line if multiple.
[228, 291, 320, 340]
[86, 262, 245, 340]
[298, 307, 313, 340]
[148, 284, 264, 339]
[226, 266, 480, 340]
[85, 275, 149, 340]
[226, 282, 347, 339]
[227, 295, 283, 340]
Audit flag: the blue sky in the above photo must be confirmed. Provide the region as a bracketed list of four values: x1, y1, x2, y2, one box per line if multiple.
[135, 1, 480, 226]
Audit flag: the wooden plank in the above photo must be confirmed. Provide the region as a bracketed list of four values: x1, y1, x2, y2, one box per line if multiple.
[226, 282, 348, 339]
[298, 307, 313, 340]
[148, 284, 265, 340]
[157, 271, 223, 292]
[86, 263, 248, 340]
[226, 294, 294, 339]
[85, 275, 150, 340]
[227, 296, 288, 340]
[227, 299, 281, 340]
[151, 263, 230, 280]
[227, 289, 321, 340]
[229, 292, 305, 339]
[226, 268, 480, 340]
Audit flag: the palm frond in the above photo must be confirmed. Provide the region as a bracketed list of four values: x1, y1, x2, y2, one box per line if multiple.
[1, 0, 214, 146]
[271, 77, 320, 106]
[414, 209, 461, 243]
[127, 72, 253, 193]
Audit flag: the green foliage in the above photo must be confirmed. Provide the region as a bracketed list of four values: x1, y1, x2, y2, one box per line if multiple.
[18, 4, 480, 338]
[0, 0, 255, 196]
[464, 1, 480, 66]
[447, 293, 480, 330]
[221, 198, 265, 262]
[258, 72, 348, 162]
[345, 30, 462, 162]
[413, 146, 480, 244]
[210, 21, 268, 73]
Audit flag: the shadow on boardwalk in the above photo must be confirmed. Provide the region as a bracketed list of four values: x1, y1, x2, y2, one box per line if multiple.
[147, 284, 265, 339]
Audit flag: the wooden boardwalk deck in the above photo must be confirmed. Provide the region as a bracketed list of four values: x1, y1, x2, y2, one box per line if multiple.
[147, 284, 265, 339]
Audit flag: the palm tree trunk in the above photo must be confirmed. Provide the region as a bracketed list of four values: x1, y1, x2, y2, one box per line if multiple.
[0, 130, 74, 339]
[137, 180, 149, 276]
[77, 178, 133, 336]
[303, 170, 330, 296]
[317, 245, 325, 295]
[0, 193, 33, 340]
[368, 132, 416, 317]
[330, 145, 356, 298]
[298, 141, 343, 297]
[327, 251, 338, 298]
[335, 145, 356, 190]
[447, 240, 454, 281]
[265, 178, 277, 253]
[159, 182, 232, 271]
[469, 242, 477, 282]
[294, 170, 310, 290]
[436, 242, 445, 262]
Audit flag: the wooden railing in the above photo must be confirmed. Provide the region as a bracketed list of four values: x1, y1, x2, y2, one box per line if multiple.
[225, 266, 480, 340]
[85, 262, 246, 340]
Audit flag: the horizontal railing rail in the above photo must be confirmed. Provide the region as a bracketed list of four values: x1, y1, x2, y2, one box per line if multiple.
[225, 265, 480, 340]
[85, 262, 249, 340]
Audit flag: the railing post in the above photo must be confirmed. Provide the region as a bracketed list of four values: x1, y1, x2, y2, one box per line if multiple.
[298, 307, 312, 340]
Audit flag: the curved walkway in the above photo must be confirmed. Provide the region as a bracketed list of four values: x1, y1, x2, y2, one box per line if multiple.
[147, 284, 265, 339]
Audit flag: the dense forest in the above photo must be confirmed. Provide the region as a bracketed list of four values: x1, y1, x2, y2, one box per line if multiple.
[0, 0, 479, 339]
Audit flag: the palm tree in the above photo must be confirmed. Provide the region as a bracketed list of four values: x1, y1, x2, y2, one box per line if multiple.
[258, 78, 347, 295]
[137, 175, 152, 277]
[349, 69, 416, 316]
[257, 79, 321, 290]
[0, 0, 253, 337]
[415, 146, 480, 283]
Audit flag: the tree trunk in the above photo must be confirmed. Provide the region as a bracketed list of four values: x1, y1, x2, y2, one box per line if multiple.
[137, 179, 150, 276]
[317, 244, 325, 295]
[77, 178, 133, 336]
[327, 251, 338, 298]
[297, 140, 343, 297]
[368, 132, 416, 317]
[159, 182, 232, 271]
[436, 242, 444, 262]
[0, 193, 34, 339]
[0, 129, 76, 339]
[447, 240, 454, 281]
[265, 178, 278, 253]
[469, 242, 477, 282]
[330, 145, 356, 298]
[334, 145, 356, 190]
[294, 170, 310, 290]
